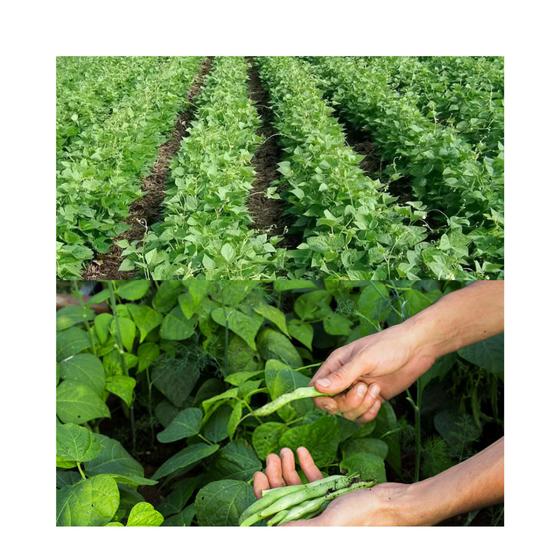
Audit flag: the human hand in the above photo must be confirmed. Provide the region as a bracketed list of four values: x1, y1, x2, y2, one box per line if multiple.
[253, 447, 323, 498]
[311, 323, 437, 422]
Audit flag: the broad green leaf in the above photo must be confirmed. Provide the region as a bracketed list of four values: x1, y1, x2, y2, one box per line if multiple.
[210, 439, 261, 481]
[57, 327, 91, 361]
[127, 304, 162, 342]
[57, 423, 102, 463]
[279, 415, 340, 467]
[178, 279, 208, 318]
[401, 289, 441, 318]
[155, 400, 181, 428]
[137, 342, 160, 372]
[110, 317, 136, 352]
[157, 477, 202, 517]
[201, 388, 239, 414]
[160, 305, 196, 340]
[294, 290, 332, 321]
[195, 479, 254, 526]
[257, 328, 303, 368]
[151, 355, 201, 407]
[208, 281, 256, 305]
[56, 474, 119, 526]
[117, 280, 151, 301]
[357, 283, 391, 322]
[94, 313, 112, 344]
[56, 380, 110, 424]
[58, 353, 105, 396]
[106, 375, 136, 407]
[273, 279, 317, 292]
[152, 280, 183, 313]
[418, 353, 456, 391]
[225, 334, 261, 374]
[340, 452, 386, 482]
[372, 402, 401, 475]
[202, 405, 233, 443]
[157, 408, 203, 443]
[323, 312, 353, 336]
[227, 401, 245, 439]
[458, 333, 504, 376]
[163, 503, 196, 526]
[224, 370, 263, 386]
[126, 502, 164, 526]
[287, 320, 314, 350]
[254, 303, 289, 335]
[211, 307, 263, 351]
[57, 305, 94, 331]
[153, 443, 219, 480]
[56, 470, 81, 488]
[434, 410, 481, 455]
[264, 359, 313, 421]
[85, 434, 155, 486]
[342, 438, 388, 460]
[252, 422, 288, 460]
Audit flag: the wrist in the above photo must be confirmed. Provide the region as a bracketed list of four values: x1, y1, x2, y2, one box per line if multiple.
[403, 307, 455, 360]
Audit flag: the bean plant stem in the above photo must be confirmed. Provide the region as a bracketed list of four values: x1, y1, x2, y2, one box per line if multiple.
[76, 462, 86, 480]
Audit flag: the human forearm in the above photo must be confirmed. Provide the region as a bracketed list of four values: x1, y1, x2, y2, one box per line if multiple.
[407, 280, 504, 359]
[399, 437, 504, 525]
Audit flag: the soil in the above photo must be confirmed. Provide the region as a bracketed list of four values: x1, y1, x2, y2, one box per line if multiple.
[83, 57, 214, 280]
[245, 58, 299, 249]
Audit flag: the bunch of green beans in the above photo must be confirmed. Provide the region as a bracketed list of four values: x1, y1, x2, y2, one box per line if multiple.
[239, 474, 376, 526]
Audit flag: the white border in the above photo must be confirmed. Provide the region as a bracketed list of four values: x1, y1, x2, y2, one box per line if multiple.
[2, 0, 560, 557]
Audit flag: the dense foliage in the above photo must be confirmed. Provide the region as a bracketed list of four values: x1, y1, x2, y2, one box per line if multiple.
[56, 280, 504, 526]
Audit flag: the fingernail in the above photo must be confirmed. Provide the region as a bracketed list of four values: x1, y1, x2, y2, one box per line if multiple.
[317, 378, 331, 388]
[357, 383, 366, 397]
[370, 384, 380, 397]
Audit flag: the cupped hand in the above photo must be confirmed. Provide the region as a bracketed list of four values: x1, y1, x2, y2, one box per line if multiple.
[253, 447, 323, 498]
[284, 482, 411, 526]
[311, 323, 437, 423]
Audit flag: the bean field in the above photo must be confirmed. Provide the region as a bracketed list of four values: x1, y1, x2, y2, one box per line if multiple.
[56, 57, 504, 281]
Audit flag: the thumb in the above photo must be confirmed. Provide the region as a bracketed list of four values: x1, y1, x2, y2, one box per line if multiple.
[314, 359, 366, 394]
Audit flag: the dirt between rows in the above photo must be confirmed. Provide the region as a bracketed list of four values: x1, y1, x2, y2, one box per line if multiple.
[83, 57, 214, 280]
[245, 58, 299, 249]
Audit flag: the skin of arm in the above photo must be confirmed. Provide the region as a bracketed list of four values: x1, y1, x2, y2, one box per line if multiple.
[254, 440, 504, 526]
[310, 280, 504, 422]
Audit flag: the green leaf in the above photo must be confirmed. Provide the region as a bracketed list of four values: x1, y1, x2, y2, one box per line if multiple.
[434, 410, 481, 454]
[126, 502, 164, 526]
[202, 405, 233, 443]
[294, 290, 332, 321]
[273, 279, 317, 292]
[227, 401, 245, 439]
[157, 408, 203, 443]
[340, 452, 386, 482]
[220, 243, 235, 263]
[458, 333, 504, 376]
[201, 388, 239, 414]
[137, 342, 160, 372]
[127, 304, 162, 342]
[195, 479, 255, 526]
[372, 402, 401, 475]
[151, 355, 200, 408]
[252, 422, 288, 460]
[57, 305, 94, 331]
[160, 305, 196, 340]
[163, 504, 196, 526]
[157, 477, 202, 517]
[257, 328, 303, 368]
[57, 327, 91, 361]
[152, 280, 183, 313]
[210, 440, 261, 481]
[94, 313, 112, 344]
[178, 281, 207, 319]
[224, 370, 264, 386]
[254, 303, 289, 335]
[153, 443, 219, 480]
[56, 474, 120, 526]
[106, 375, 136, 407]
[58, 353, 105, 396]
[279, 415, 340, 467]
[342, 438, 388, 460]
[287, 320, 314, 350]
[56, 381, 110, 424]
[85, 434, 156, 486]
[357, 283, 391, 322]
[208, 281, 256, 305]
[211, 307, 263, 351]
[110, 317, 136, 352]
[117, 280, 151, 301]
[401, 289, 441, 318]
[56, 423, 102, 463]
[323, 312, 353, 336]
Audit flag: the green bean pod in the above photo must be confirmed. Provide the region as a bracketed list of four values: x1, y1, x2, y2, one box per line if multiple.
[253, 386, 333, 417]
[267, 509, 289, 526]
[275, 495, 325, 524]
[239, 485, 303, 526]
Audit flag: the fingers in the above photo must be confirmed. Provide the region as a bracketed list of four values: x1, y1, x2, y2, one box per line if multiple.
[313, 395, 338, 414]
[279, 448, 302, 485]
[296, 447, 323, 482]
[265, 453, 286, 488]
[314, 358, 369, 395]
[357, 398, 383, 424]
[253, 470, 270, 498]
[336, 383, 382, 421]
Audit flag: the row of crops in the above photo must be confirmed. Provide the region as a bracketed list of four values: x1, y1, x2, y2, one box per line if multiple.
[56, 56, 504, 280]
[56, 279, 504, 526]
